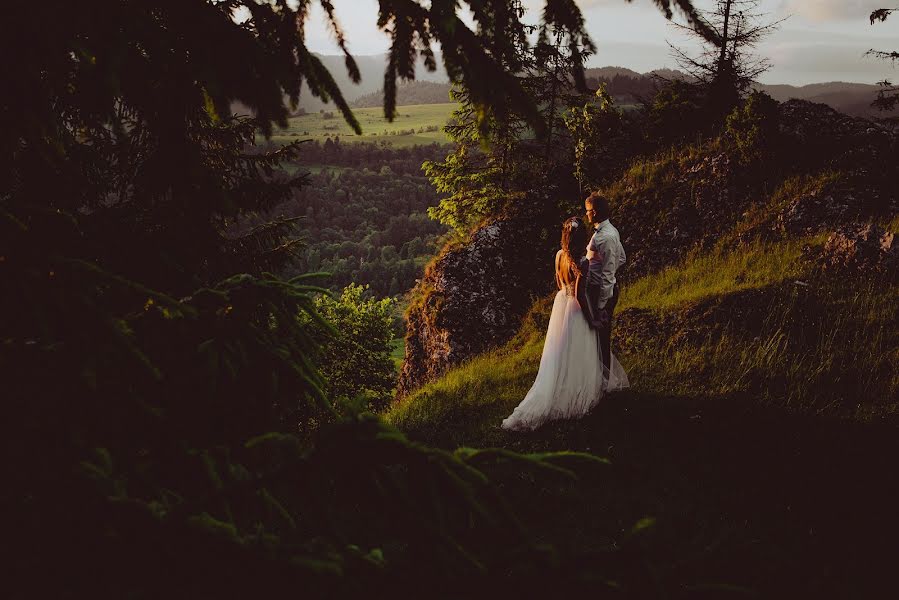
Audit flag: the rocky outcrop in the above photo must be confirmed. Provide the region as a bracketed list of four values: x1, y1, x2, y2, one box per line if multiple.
[777, 100, 897, 171]
[775, 183, 855, 236]
[739, 101, 897, 242]
[769, 100, 897, 236]
[612, 149, 747, 278]
[397, 213, 557, 396]
[822, 223, 897, 273]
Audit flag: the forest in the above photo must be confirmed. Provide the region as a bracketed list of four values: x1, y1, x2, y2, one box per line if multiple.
[351, 80, 456, 108]
[250, 138, 449, 299]
[3, 1, 898, 599]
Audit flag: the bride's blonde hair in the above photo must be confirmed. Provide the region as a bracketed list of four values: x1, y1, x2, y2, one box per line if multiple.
[556, 217, 588, 290]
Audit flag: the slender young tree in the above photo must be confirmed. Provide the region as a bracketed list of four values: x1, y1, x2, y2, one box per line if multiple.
[423, 20, 593, 234]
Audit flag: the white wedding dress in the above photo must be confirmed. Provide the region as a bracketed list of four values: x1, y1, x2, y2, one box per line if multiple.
[501, 257, 628, 431]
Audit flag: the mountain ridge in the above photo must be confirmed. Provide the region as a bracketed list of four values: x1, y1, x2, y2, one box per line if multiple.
[298, 55, 887, 117]
[233, 55, 889, 120]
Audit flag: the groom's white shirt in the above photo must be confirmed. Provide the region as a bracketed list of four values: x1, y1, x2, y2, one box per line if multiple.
[586, 219, 626, 310]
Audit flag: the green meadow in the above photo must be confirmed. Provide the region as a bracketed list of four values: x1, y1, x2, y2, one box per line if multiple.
[270, 103, 457, 147]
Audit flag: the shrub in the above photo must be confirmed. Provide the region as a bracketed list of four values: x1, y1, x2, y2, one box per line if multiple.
[725, 90, 780, 164]
[644, 79, 706, 146]
[310, 284, 397, 412]
[563, 85, 636, 192]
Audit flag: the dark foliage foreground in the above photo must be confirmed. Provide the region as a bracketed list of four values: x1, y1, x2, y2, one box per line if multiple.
[398, 387, 899, 598]
[2, 194, 647, 597]
[0, 1, 721, 597]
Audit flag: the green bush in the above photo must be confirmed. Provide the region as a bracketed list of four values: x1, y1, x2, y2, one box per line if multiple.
[309, 284, 397, 412]
[644, 79, 707, 145]
[725, 90, 780, 164]
[564, 85, 636, 193]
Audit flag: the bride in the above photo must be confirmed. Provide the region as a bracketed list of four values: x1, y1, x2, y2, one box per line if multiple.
[501, 217, 628, 431]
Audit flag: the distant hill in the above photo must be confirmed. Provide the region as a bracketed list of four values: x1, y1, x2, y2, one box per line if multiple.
[234, 57, 889, 118]
[231, 53, 448, 116]
[754, 82, 886, 118]
[585, 66, 643, 79]
[351, 81, 455, 109]
[585, 67, 887, 118]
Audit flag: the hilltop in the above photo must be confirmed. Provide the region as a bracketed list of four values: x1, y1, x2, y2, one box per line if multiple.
[387, 97, 898, 595]
[398, 99, 897, 402]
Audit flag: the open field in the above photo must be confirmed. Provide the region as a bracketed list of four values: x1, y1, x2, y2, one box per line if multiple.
[270, 103, 457, 147]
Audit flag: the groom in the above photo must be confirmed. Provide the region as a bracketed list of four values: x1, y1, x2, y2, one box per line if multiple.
[582, 192, 626, 376]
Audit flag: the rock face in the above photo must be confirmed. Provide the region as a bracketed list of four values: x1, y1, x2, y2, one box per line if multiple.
[775, 184, 855, 236]
[822, 223, 897, 273]
[613, 149, 746, 278]
[397, 213, 557, 396]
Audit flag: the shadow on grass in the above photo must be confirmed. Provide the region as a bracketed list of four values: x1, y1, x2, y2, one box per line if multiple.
[403, 389, 899, 597]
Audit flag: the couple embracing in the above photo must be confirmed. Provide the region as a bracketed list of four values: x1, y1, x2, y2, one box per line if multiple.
[502, 192, 629, 431]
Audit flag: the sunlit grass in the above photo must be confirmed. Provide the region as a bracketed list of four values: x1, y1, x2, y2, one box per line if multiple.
[387, 234, 898, 442]
[385, 298, 552, 442]
[620, 277, 899, 418]
[385, 332, 543, 444]
[618, 236, 822, 312]
[728, 170, 846, 240]
[612, 142, 716, 191]
[389, 337, 405, 373]
[880, 212, 899, 232]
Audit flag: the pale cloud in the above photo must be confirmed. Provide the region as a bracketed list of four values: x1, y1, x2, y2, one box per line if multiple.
[778, 0, 886, 22]
[299, 0, 897, 84]
[522, 0, 640, 14]
[573, 0, 627, 6]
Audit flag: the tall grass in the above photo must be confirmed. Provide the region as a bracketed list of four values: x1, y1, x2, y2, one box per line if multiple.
[611, 142, 717, 192]
[618, 236, 816, 312]
[619, 277, 899, 419]
[386, 300, 549, 443]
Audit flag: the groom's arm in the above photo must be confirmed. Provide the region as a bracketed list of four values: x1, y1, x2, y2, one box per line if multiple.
[595, 235, 617, 310]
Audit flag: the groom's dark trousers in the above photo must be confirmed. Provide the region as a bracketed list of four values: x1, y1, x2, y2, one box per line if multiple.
[588, 283, 620, 376]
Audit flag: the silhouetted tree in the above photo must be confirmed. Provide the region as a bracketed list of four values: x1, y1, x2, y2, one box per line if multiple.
[868, 8, 899, 115]
[669, 0, 784, 123]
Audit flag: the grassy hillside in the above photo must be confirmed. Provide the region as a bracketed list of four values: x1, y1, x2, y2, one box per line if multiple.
[387, 234, 897, 440]
[271, 103, 456, 147]
[384, 232, 899, 595]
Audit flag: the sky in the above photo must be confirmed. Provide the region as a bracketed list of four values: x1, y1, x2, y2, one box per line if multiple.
[301, 0, 899, 85]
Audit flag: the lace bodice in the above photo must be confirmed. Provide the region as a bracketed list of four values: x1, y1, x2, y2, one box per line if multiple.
[555, 250, 583, 297]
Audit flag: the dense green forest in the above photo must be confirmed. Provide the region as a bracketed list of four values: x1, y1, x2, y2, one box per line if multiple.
[248, 138, 449, 299]
[351, 80, 456, 108]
